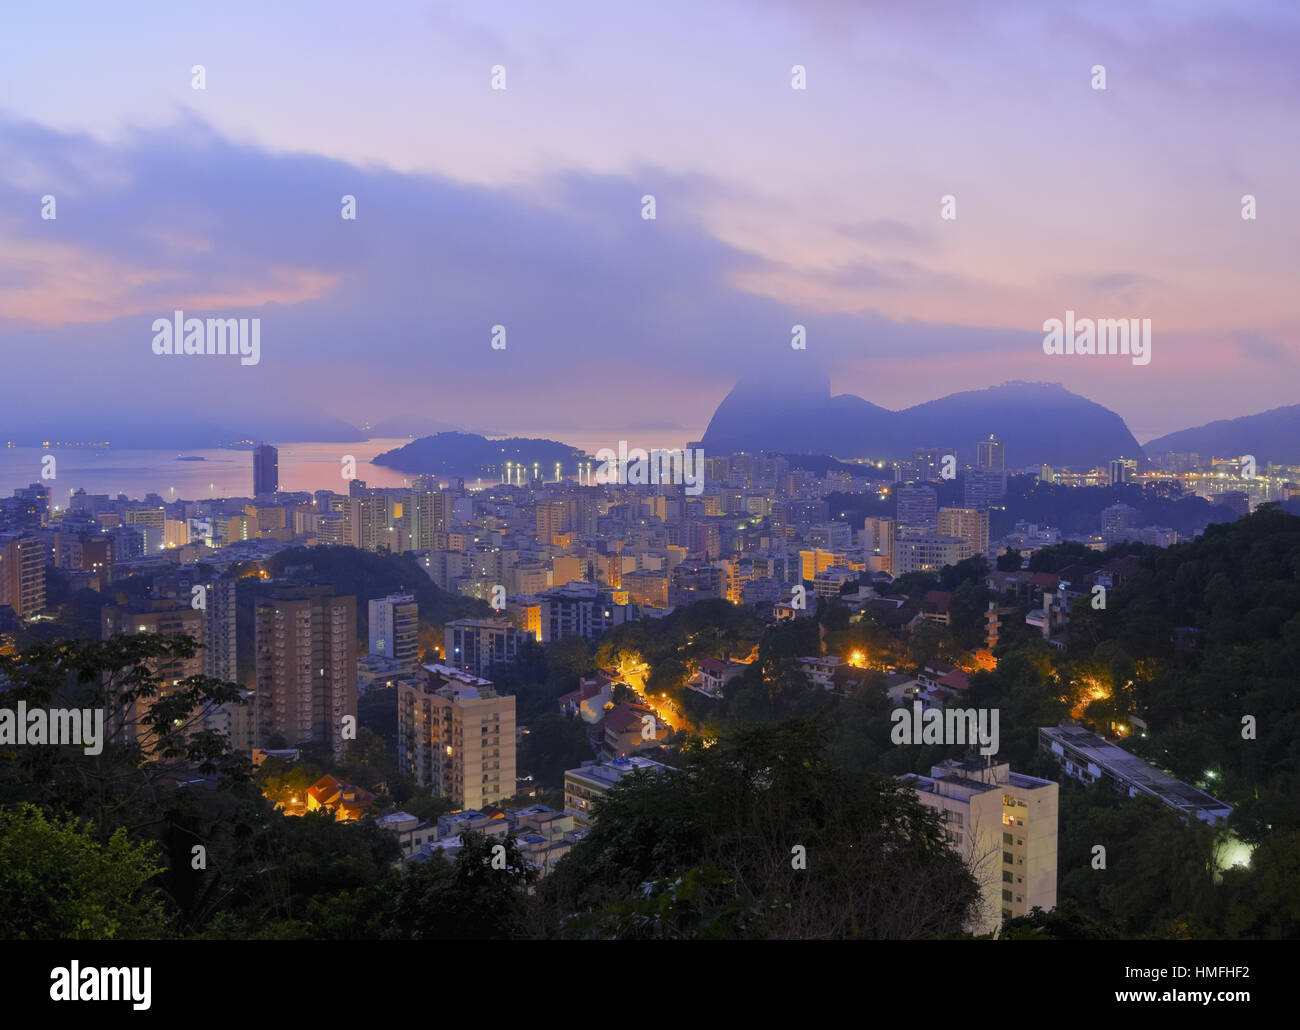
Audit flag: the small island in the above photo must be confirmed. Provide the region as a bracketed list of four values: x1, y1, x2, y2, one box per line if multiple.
[371, 431, 585, 476]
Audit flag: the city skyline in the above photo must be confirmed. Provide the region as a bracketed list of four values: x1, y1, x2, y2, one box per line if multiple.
[1, 0, 1296, 961]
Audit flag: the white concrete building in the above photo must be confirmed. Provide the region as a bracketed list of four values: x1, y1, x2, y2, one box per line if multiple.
[899, 759, 1059, 935]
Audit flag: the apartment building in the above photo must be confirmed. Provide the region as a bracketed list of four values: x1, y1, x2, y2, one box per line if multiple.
[894, 533, 969, 575]
[342, 495, 391, 550]
[537, 581, 630, 643]
[253, 587, 358, 759]
[445, 617, 532, 678]
[397, 664, 516, 810]
[368, 593, 419, 669]
[403, 490, 456, 551]
[899, 758, 1059, 935]
[896, 485, 938, 529]
[0, 532, 46, 617]
[937, 506, 990, 559]
[101, 601, 207, 750]
[861, 517, 896, 575]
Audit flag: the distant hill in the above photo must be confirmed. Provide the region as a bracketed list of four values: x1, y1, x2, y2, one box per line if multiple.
[1143, 404, 1300, 465]
[371, 432, 587, 477]
[364, 416, 465, 438]
[700, 376, 1144, 468]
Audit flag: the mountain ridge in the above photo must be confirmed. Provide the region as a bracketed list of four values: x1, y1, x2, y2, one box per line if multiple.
[700, 377, 1145, 468]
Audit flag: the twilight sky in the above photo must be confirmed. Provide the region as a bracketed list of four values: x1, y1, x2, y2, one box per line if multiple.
[1, 0, 1296, 446]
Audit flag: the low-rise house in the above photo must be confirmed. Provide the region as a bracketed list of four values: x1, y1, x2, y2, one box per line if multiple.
[376, 811, 442, 860]
[509, 804, 581, 876]
[1096, 554, 1142, 590]
[694, 657, 748, 697]
[436, 808, 509, 841]
[558, 672, 616, 719]
[796, 655, 844, 690]
[600, 702, 667, 756]
[1040, 725, 1232, 825]
[564, 755, 672, 828]
[305, 774, 375, 821]
[915, 662, 971, 708]
[829, 664, 870, 694]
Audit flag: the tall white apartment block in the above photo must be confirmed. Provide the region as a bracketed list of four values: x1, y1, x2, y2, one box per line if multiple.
[368, 593, 419, 669]
[899, 759, 1058, 935]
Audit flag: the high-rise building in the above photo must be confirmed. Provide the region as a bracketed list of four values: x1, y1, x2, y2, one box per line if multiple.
[403, 491, 455, 551]
[1101, 503, 1139, 541]
[1216, 491, 1250, 518]
[397, 664, 516, 810]
[101, 602, 206, 750]
[937, 507, 990, 559]
[623, 569, 670, 608]
[199, 575, 251, 755]
[125, 507, 166, 532]
[911, 448, 953, 483]
[52, 531, 113, 584]
[11, 483, 51, 526]
[977, 435, 1005, 470]
[964, 468, 1008, 510]
[343, 495, 391, 550]
[253, 443, 279, 496]
[417, 550, 469, 592]
[862, 517, 897, 575]
[799, 548, 851, 582]
[899, 759, 1058, 935]
[1108, 458, 1136, 486]
[896, 485, 938, 530]
[537, 582, 630, 643]
[253, 587, 357, 759]
[0, 533, 47, 617]
[202, 575, 238, 684]
[536, 500, 570, 544]
[369, 593, 419, 669]
[445, 617, 532, 677]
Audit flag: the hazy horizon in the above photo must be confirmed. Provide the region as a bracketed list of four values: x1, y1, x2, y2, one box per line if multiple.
[3, 0, 1296, 444]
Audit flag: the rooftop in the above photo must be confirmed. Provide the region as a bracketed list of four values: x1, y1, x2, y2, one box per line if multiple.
[565, 755, 671, 788]
[1040, 725, 1232, 819]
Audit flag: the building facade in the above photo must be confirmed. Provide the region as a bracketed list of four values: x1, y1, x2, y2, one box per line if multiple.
[369, 593, 419, 668]
[899, 759, 1058, 935]
[397, 664, 516, 810]
[253, 587, 358, 759]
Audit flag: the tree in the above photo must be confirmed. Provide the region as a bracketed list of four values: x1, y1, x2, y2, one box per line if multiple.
[546, 636, 594, 696]
[540, 720, 979, 938]
[519, 712, 593, 788]
[383, 831, 538, 939]
[0, 804, 167, 939]
[0, 635, 251, 840]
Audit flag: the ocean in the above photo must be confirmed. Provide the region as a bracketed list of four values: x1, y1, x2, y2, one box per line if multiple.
[0, 427, 705, 502]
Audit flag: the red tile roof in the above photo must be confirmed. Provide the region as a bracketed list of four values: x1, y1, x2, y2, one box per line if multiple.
[924, 590, 952, 612]
[938, 669, 970, 691]
[559, 678, 607, 705]
[603, 703, 654, 733]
